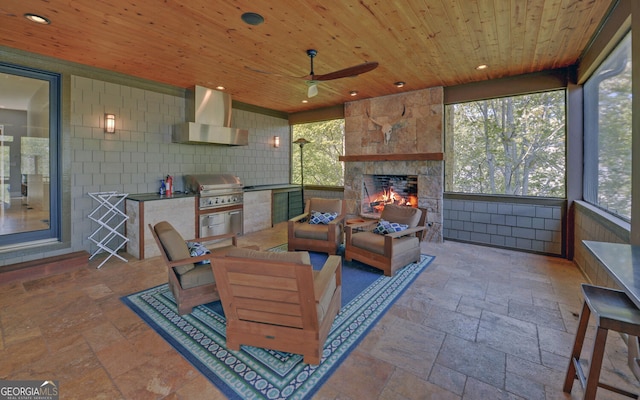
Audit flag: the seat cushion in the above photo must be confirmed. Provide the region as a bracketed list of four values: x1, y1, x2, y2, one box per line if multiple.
[380, 204, 422, 227]
[351, 231, 419, 255]
[308, 198, 342, 214]
[179, 264, 215, 289]
[154, 221, 194, 275]
[226, 247, 312, 265]
[294, 223, 330, 240]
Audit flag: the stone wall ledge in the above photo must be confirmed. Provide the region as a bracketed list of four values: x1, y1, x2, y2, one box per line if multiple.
[339, 153, 444, 162]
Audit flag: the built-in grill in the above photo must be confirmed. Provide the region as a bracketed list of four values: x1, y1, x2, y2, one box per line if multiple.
[185, 174, 244, 237]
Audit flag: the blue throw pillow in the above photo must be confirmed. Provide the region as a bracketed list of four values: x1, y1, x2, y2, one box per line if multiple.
[373, 219, 409, 235]
[309, 210, 338, 225]
[186, 241, 211, 265]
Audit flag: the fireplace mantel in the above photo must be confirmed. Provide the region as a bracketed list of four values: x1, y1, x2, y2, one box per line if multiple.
[339, 153, 443, 162]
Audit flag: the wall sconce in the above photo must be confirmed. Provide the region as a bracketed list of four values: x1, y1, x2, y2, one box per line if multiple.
[273, 136, 280, 148]
[104, 113, 116, 133]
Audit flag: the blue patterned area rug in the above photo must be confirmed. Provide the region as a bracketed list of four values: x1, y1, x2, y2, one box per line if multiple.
[122, 246, 434, 399]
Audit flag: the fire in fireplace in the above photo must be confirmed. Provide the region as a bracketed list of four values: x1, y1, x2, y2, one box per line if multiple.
[362, 174, 418, 216]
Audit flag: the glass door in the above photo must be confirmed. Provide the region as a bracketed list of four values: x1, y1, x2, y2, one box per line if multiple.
[0, 64, 59, 246]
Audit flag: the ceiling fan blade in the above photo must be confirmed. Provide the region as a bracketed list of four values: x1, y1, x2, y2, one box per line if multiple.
[244, 65, 309, 79]
[312, 61, 379, 81]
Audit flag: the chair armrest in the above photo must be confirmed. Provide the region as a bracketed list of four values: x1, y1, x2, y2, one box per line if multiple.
[346, 220, 378, 232]
[186, 233, 238, 247]
[314, 255, 342, 302]
[385, 226, 426, 239]
[345, 220, 376, 242]
[184, 232, 237, 246]
[166, 251, 224, 268]
[382, 226, 426, 255]
[289, 212, 309, 223]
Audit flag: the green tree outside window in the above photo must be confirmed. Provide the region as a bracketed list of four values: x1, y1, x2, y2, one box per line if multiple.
[292, 119, 345, 186]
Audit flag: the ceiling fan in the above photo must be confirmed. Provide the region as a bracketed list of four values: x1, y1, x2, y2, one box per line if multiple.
[247, 49, 378, 98]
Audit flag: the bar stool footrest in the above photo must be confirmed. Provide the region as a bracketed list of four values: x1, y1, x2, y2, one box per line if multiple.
[572, 357, 587, 390]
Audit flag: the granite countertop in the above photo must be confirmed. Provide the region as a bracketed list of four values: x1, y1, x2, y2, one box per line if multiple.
[128, 184, 301, 200]
[126, 192, 197, 202]
[243, 184, 301, 192]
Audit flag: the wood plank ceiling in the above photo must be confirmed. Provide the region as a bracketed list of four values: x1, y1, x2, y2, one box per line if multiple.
[0, 0, 614, 114]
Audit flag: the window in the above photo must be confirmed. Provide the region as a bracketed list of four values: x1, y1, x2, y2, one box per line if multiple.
[0, 63, 60, 246]
[583, 32, 632, 221]
[445, 90, 566, 197]
[291, 119, 345, 186]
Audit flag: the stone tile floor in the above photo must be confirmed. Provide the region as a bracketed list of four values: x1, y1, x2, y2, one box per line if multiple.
[1, 222, 639, 399]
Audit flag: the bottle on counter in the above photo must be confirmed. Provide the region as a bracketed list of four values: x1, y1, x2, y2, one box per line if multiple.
[159, 179, 166, 195]
[166, 175, 173, 195]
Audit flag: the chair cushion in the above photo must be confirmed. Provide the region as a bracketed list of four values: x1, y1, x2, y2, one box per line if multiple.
[309, 210, 338, 225]
[226, 247, 312, 265]
[154, 221, 194, 275]
[294, 223, 330, 240]
[351, 231, 419, 255]
[179, 264, 215, 289]
[308, 198, 342, 214]
[373, 219, 409, 235]
[380, 204, 422, 227]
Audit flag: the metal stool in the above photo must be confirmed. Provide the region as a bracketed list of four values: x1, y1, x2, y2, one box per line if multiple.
[563, 284, 640, 399]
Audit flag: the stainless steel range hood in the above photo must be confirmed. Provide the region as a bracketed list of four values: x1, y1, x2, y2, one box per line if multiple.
[172, 86, 249, 145]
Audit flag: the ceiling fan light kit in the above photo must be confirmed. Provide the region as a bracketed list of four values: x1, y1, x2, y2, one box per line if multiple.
[307, 82, 319, 98]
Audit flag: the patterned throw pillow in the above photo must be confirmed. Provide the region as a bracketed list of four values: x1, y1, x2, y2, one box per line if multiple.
[186, 241, 211, 265]
[309, 210, 338, 225]
[373, 219, 409, 235]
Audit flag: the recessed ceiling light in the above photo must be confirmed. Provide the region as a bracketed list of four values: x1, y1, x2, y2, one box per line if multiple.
[394, 81, 405, 88]
[476, 64, 488, 70]
[24, 13, 51, 25]
[241, 12, 264, 26]
[216, 86, 225, 90]
[302, 100, 308, 103]
[350, 91, 358, 96]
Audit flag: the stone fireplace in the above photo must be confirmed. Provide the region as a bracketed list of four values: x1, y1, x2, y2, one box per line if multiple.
[342, 87, 444, 242]
[344, 160, 443, 242]
[361, 174, 418, 218]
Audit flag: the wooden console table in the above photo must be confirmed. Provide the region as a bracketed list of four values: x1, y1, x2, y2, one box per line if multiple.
[582, 240, 640, 380]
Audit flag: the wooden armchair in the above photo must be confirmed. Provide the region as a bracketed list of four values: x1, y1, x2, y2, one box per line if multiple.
[288, 197, 345, 255]
[344, 204, 427, 276]
[149, 221, 238, 315]
[211, 247, 342, 365]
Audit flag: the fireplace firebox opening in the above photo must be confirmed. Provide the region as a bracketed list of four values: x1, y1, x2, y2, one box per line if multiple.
[361, 174, 418, 217]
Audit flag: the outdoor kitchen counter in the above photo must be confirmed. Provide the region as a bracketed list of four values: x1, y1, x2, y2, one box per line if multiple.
[242, 185, 302, 233]
[125, 194, 197, 259]
[243, 184, 300, 192]
[126, 192, 197, 202]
